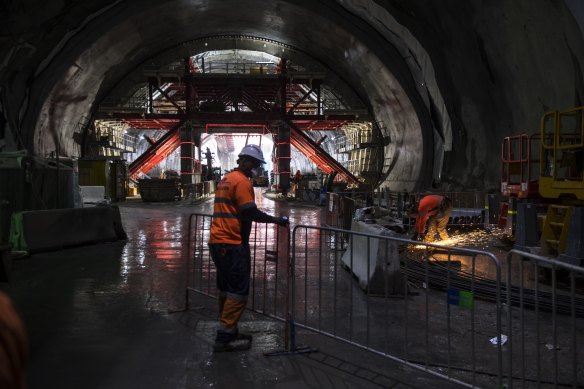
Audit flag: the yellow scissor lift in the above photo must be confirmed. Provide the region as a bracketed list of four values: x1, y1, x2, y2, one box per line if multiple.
[539, 106, 584, 260]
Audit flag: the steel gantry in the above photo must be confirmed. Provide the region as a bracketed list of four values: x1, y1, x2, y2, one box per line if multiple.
[101, 58, 367, 187]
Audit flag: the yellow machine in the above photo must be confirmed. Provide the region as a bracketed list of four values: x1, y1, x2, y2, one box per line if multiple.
[539, 106, 584, 200]
[78, 158, 127, 202]
[537, 106, 583, 259]
[499, 106, 583, 261]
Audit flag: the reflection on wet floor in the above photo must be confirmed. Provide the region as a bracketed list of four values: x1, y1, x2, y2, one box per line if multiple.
[8, 188, 584, 388]
[21, 190, 449, 389]
[187, 193, 506, 386]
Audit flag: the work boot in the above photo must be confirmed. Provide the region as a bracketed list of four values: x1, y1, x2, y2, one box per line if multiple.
[213, 327, 253, 352]
[213, 338, 251, 352]
[216, 328, 253, 342]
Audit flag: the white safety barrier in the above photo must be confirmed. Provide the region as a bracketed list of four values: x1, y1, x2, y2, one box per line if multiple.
[79, 186, 107, 206]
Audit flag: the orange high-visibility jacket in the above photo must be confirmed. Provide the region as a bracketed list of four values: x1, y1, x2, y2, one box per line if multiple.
[209, 169, 256, 244]
[0, 291, 27, 389]
[415, 195, 446, 234]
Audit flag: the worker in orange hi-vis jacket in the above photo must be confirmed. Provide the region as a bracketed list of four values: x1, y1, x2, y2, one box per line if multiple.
[0, 291, 28, 389]
[292, 170, 302, 191]
[208, 144, 289, 352]
[409, 195, 453, 243]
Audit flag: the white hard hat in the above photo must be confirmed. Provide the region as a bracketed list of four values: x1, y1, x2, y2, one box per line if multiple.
[238, 144, 266, 163]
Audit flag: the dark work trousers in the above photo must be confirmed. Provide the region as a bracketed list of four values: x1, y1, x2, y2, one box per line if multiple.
[208, 243, 251, 298]
[426, 207, 452, 242]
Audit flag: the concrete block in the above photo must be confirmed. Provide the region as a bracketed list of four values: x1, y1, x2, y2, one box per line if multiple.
[80, 186, 107, 206]
[9, 206, 126, 253]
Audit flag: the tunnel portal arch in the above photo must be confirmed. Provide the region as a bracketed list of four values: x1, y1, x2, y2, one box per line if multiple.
[23, 0, 448, 192]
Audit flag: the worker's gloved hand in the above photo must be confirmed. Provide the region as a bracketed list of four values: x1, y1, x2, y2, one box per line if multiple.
[274, 216, 289, 226]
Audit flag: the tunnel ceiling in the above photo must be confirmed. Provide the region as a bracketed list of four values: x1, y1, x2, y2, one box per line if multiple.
[16, 0, 436, 192]
[107, 36, 364, 110]
[2, 0, 583, 193]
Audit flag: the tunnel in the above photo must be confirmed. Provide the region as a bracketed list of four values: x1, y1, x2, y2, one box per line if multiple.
[1, 0, 581, 201]
[1, 2, 584, 387]
[0, 1, 583, 207]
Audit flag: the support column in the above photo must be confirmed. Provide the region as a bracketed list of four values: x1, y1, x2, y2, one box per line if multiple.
[180, 57, 201, 200]
[180, 121, 195, 199]
[275, 123, 291, 194]
[484, 193, 500, 228]
[514, 202, 539, 251]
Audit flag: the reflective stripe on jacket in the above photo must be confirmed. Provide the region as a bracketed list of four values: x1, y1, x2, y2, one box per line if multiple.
[209, 169, 256, 244]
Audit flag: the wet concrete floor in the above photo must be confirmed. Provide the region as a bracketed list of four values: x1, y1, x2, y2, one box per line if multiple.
[4, 191, 476, 389]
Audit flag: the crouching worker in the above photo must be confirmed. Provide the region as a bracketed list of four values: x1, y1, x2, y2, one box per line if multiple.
[409, 195, 452, 243]
[208, 144, 289, 352]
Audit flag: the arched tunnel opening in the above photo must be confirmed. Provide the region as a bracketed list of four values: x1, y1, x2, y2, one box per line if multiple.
[14, 0, 450, 202]
[97, 36, 406, 194]
[0, 0, 580, 225]
[1, 2, 584, 387]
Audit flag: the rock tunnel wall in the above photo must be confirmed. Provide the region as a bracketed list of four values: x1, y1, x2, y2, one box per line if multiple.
[0, 0, 582, 194]
[375, 1, 584, 191]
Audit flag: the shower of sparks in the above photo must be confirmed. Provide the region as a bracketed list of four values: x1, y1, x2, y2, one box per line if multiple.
[410, 229, 509, 251]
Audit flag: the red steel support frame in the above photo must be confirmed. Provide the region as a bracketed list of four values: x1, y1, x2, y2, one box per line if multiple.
[116, 59, 364, 185]
[127, 119, 185, 181]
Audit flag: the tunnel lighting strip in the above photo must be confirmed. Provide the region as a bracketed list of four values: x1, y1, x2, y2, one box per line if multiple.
[183, 35, 294, 53]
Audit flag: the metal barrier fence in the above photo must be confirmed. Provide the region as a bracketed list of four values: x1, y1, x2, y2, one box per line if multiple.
[182, 213, 290, 326]
[503, 249, 584, 388]
[179, 214, 584, 388]
[290, 224, 504, 388]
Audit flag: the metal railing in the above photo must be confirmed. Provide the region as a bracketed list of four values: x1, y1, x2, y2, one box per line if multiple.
[193, 61, 280, 75]
[290, 224, 503, 388]
[181, 213, 290, 325]
[503, 249, 584, 388]
[177, 214, 584, 388]
[99, 97, 149, 112]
